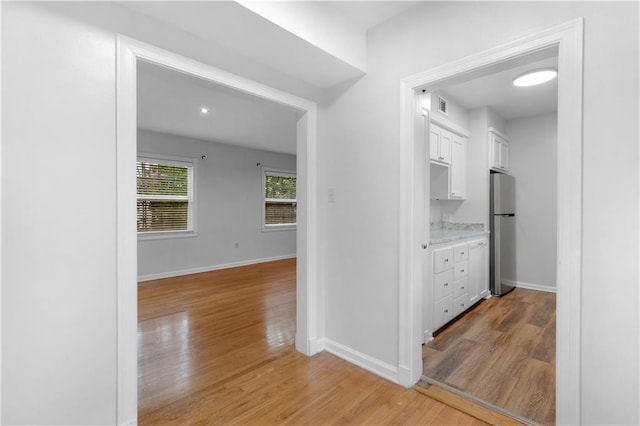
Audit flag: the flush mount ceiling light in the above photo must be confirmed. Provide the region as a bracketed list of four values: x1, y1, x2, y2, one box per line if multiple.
[512, 68, 557, 87]
[200, 107, 209, 114]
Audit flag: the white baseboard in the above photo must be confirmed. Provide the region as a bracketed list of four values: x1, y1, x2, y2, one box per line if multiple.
[504, 279, 556, 293]
[138, 254, 296, 282]
[321, 338, 399, 384]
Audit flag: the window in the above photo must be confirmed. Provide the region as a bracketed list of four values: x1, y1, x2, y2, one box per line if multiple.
[263, 169, 296, 230]
[137, 155, 196, 237]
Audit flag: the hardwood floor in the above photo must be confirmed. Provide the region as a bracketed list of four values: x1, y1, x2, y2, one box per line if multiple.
[139, 259, 487, 425]
[421, 288, 556, 425]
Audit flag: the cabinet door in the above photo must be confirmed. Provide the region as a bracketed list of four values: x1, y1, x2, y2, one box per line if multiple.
[453, 293, 470, 317]
[434, 295, 454, 330]
[453, 262, 468, 281]
[499, 141, 510, 171]
[468, 239, 489, 304]
[429, 126, 440, 162]
[433, 247, 453, 274]
[434, 269, 454, 301]
[477, 241, 489, 297]
[491, 136, 501, 170]
[450, 135, 466, 198]
[453, 277, 468, 298]
[439, 129, 452, 164]
[453, 243, 468, 264]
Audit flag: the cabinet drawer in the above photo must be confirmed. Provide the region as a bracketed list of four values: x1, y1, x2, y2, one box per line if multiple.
[453, 293, 470, 317]
[433, 247, 453, 273]
[434, 269, 454, 301]
[453, 277, 468, 298]
[434, 295, 454, 330]
[453, 243, 468, 263]
[453, 262, 468, 281]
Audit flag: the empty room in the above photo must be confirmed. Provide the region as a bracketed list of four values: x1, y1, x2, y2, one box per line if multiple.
[1, 2, 638, 425]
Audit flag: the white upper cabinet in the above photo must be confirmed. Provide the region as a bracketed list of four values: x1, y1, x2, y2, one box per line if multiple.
[489, 128, 510, 172]
[449, 134, 466, 199]
[429, 123, 452, 164]
[430, 121, 467, 200]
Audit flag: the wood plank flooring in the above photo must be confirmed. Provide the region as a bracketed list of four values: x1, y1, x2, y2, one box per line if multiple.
[421, 288, 556, 425]
[139, 259, 488, 425]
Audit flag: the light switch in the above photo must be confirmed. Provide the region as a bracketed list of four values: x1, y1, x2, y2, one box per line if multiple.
[328, 188, 336, 203]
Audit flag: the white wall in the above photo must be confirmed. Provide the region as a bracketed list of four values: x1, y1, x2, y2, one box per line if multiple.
[430, 90, 469, 130]
[137, 130, 296, 280]
[2, 3, 117, 424]
[1, 2, 308, 424]
[320, 2, 638, 424]
[507, 113, 557, 290]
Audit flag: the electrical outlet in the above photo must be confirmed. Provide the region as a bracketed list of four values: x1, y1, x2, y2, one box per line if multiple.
[235, 242, 239, 248]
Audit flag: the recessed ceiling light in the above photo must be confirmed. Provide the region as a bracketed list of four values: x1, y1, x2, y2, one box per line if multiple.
[200, 107, 209, 114]
[512, 68, 557, 87]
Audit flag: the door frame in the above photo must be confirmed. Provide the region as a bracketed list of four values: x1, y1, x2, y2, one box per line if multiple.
[115, 35, 319, 425]
[398, 19, 584, 425]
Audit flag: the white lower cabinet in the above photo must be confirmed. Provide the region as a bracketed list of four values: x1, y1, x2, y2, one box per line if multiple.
[428, 236, 489, 333]
[434, 295, 454, 329]
[468, 238, 490, 304]
[453, 293, 470, 317]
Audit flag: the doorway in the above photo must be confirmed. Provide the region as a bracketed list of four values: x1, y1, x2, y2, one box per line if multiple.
[135, 59, 302, 420]
[398, 19, 584, 425]
[115, 35, 319, 425]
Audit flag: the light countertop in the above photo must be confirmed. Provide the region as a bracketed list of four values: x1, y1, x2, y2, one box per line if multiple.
[430, 229, 489, 245]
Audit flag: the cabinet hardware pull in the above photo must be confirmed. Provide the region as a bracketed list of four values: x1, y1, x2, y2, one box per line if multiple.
[444, 309, 449, 313]
[444, 283, 449, 286]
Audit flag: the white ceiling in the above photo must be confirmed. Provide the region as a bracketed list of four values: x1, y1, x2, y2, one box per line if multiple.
[133, 1, 421, 154]
[120, 1, 419, 89]
[325, 2, 420, 30]
[440, 56, 559, 120]
[137, 60, 300, 155]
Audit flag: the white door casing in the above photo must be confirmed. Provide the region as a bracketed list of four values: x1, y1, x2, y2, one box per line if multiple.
[116, 35, 319, 426]
[398, 18, 584, 425]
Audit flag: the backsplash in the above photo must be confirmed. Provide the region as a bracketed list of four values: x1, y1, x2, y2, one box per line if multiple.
[431, 221, 485, 232]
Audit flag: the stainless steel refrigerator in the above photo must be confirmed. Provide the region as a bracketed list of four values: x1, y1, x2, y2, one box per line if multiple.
[490, 172, 516, 296]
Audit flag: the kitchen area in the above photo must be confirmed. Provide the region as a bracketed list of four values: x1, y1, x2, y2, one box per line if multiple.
[419, 50, 559, 425]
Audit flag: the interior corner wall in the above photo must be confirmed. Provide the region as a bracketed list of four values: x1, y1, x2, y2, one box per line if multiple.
[319, 2, 638, 423]
[137, 130, 296, 280]
[486, 106, 507, 134]
[506, 113, 557, 290]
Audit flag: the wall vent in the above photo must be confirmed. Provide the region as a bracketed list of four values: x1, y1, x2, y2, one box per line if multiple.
[437, 96, 448, 115]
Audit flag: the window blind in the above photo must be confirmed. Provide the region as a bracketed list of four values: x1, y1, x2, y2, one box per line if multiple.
[137, 159, 193, 233]
[264, 172, 296, 226]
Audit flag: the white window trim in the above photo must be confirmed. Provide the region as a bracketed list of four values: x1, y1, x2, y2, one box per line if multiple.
[137, 152, 199, 241]
[262, 167, 297, 232]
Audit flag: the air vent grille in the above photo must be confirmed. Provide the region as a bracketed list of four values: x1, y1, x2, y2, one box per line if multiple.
[438, 96, 448, 115]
